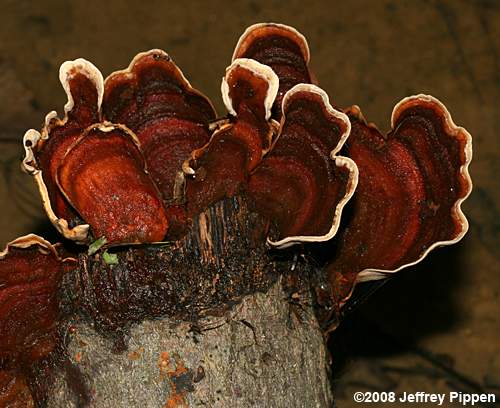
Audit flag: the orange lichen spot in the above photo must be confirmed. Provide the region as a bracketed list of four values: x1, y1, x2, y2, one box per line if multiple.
[74, 352, 82, 363]
[158, 352, 192, 408]
[158, 351, 171, 379]
[165, 392, 189, 408]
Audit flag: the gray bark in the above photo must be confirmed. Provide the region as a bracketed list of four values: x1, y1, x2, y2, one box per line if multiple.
[29, 197, 335, 407]
[47, 281, 332, 407]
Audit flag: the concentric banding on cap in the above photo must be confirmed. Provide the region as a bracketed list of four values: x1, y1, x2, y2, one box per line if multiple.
[232, 22, 310, 64]
[247, 83, 358, 248]
[21, 59, 103, 242]
[355, 94, 472, 282]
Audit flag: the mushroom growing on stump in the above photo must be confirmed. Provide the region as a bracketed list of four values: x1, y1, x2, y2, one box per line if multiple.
[246, 83, 357, 247]
[0, 235, 76, 407]
[1, 22, 472, 407]
[102, 50, 216, 238]
[57, 124, 168, 245]
[22, 60, 103, 242]
[322, 96, 472, 322]
[183, 58, 280, 217]
[232, 23, 315, 119]
[238, 23, 472, 327]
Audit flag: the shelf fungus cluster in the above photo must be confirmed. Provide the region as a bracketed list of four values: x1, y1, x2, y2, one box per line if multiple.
[0, 23, 472, 405]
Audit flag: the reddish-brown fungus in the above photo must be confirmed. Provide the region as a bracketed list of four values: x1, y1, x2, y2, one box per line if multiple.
[0, 235, 73, 368]
[103, 50, 216, 203]
[22, 60, 103, 242]
[12, 22, 473, 344]
[247, 84, 357, 248]
[326, 95, 472, 305]
[233, 23, 313, 119]
[57, 124, 168, 244]
[184, 59, 278, 218]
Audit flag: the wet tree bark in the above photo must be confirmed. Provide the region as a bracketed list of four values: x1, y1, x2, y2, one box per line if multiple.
[43, 197, 334, 407]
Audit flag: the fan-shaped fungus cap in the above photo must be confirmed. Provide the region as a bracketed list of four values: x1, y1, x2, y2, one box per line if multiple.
[17, 24, 473, 326]
[57, 123, 169, 244]
[248, 84, 358, 248]
[326, 95, 472, 305]
[222, 58, 279, 123]
[0, 235, 75, 365]
[185, 58, 356, 248]
[22, 60, 103, 242]
[184, 59, 278, 217]
[232, 23, 313, 119]
[21, 54, 204, 245]
[103, 50, 216, 202]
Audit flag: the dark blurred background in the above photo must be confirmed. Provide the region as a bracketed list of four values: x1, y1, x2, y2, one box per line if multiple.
[0, 1, 498, 406]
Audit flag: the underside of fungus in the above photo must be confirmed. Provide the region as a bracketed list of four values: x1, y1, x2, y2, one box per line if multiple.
[2, 22, 472, 405]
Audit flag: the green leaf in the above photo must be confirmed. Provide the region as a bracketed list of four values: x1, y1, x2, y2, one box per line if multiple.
[88, 237, 107, 255]
[103, 250, 118, 265]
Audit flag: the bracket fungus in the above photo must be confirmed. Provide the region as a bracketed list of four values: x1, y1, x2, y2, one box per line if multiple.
[323, 96, 472, 308]
[22, 59, 103, 242]
[1, 22, 472, 405]
[0, 235, 72, 363]
[233, 23, 314, 118]
[102, 49, 216, 205]
[56, 123, 169, 244]
[0, 235, 76, 405]
[247, 84, 357, 247]
[234, 23, 472, 317]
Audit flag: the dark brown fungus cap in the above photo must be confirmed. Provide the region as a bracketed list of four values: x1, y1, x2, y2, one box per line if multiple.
[57, 124, 168, 244]
[248, 84, 358, 248]
[103, 50, 216, 203]
[232, 23, 313, 119]
[327, 95, 472, 306]
[184, 59, 278, 217]
[22, 60, 103, 242]
[0, 235, 75, 366]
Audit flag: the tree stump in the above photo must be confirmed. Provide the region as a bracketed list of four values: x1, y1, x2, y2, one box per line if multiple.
[47, 282, 332, 407]
[36, 196, 333, 407]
